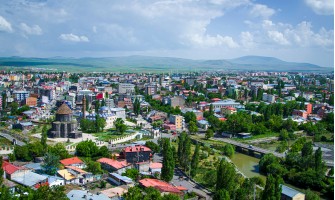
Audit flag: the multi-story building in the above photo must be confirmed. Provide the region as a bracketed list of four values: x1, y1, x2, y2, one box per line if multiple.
[110, 108, 126, 119]
[119, 145, 152, 164]
[169, 115, 184, 130]
[262, 93, 276, 103]
[25, 97, 37, 107]
[145, 84, 157, 96]
[118, 83, 135, 94]
[168, 96, 185, 108]
[13, 90, 29, 102]
[39, 86, 56, 101]
[305, 103, 312, 115]
[199, 99, 241, 111]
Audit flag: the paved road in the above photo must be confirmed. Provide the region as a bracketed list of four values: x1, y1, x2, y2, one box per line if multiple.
[0, 132, 25, 146]
[171, 168, 212, 200]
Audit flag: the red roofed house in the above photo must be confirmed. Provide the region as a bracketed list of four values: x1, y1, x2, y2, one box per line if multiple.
[2, 161, 26, 180]
[139, 178, 187, 195]
[60, 157, 86, 169]
[119, 145, 152, 164]
[221, 106, 237, 116]
[97, 158, 131, 174]
[211, 98, 221, 102]
[149, 162, 162, 174]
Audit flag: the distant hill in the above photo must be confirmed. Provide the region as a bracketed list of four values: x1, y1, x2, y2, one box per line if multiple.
[0, 55, 331, 72]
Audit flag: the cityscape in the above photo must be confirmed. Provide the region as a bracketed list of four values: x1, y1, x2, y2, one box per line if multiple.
[0, 1, 334, 200]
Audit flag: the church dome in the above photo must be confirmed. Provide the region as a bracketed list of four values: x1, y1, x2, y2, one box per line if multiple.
[56, 103, 73, 115]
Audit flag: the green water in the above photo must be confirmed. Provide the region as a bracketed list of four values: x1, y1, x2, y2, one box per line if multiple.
[230, 152, 266, 182]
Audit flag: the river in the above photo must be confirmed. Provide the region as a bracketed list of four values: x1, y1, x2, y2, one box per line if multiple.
[230, 152, 266, 182]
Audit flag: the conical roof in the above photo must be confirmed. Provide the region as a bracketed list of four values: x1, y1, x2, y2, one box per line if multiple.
[56, 103, 72, 115]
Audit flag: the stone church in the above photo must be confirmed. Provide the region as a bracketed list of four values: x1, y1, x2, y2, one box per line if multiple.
[48, 103, 82, 139]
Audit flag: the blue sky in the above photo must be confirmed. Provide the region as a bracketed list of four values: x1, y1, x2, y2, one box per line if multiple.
[0, 0, 333, 67]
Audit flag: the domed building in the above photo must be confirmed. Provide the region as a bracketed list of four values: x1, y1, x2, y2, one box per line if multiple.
[48, 103, 82, 139]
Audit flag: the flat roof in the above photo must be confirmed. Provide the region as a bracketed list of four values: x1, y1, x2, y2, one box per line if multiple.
[109, 173, 133, 184]
[281, 185, 304, 198]
[11, 171, 47, 187]
[67, 190, 110, 200]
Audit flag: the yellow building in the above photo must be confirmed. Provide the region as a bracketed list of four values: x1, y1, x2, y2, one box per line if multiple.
[169, 115, 184, 130]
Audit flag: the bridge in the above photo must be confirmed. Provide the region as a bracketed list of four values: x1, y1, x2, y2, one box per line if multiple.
[214, 138, 285, 158]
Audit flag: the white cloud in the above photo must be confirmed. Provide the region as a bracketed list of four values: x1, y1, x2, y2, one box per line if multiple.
[0, 15, 13, 32]
[59, 33, 89, 42]
[305, 0, 334, 15]
[188, 33, 239, 48]
[268, 31, 290, 45]
[240, 31, 254, 48]
[20, 23, 42, 35]
[250, 4, 275, 19]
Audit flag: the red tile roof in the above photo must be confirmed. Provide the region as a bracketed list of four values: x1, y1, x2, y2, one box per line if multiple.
[124, 145, 151, 153]
[139, 178, 183, 194]
[2, 161, 22, 175]
[60, 157, 83, 166]
[97, 158, 129, 169]
[149, 162, 162, 169]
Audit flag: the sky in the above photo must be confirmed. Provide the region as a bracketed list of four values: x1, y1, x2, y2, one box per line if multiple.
[0, 0, 333, 67]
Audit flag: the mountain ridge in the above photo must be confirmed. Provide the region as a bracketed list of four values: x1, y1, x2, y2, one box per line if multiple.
[0, 55, 331, 72]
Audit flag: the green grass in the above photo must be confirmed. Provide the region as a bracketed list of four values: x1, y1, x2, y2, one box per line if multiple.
[0, 137, 13, 146]
[93, 129, 137, 142]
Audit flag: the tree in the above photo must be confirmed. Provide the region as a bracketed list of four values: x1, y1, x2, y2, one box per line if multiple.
[188, 121, 198, 134]
[76, 140, 99, 157]
[216, 159, 238, 194]
[261, 175, 282, 200]
[27, 142, 44, 159]
[123, 186, 143, 200]
[98, 146, 110, 158]
[32, 185, 68, 200]
[259, 153, 279, 174]
[184, 112, 196, 123]
[10, 102, 18, 115]
[213, 189, 230, 200]
[314, 147, 323, 173]
[305, 189, 320, 200]
[161, 138, 175, 182]
[95, 115, 106, 132]
[122, 168, 139, 180]
[223, 144, 235, 158]
[1, 93, 7, 110]
[133, 98, 141, 115]
[41, 125, 48, 151]
[279, 129, 289, 141]
[161, 193, 180, 200]
[145, 141, 160, 154]
[42, 152, 60, 175]
[95, 100, 101, 113]
[144, 187, 162, 200]
[209, 104, 214, 115]
[115, 118, 128, 134]
[205, 129, 214, 139]
[178, 132, 191, 170]
[301, 141, 313, 158]
[48, 143, 71, 159]
[14, 145, 31, 161]
[190, 143, 200, 178]
[152, 120, 163, 129]
[85, 160, 103, 174]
